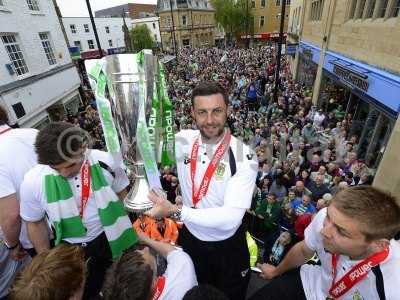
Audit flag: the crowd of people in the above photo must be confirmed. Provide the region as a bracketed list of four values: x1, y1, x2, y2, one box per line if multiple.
[164, 45, 375, 265]
[0, 44, 399, 300]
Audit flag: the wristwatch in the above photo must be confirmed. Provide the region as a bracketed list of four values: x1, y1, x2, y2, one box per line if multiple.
[170, 206, 182, 221]
[4, 240, 19, 250]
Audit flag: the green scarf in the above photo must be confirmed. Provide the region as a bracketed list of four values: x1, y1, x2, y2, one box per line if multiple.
[45, 157, 137, 259]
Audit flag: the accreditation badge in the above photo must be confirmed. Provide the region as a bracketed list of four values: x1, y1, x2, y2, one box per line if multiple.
[215, 162, 226, 180]
[352, 290, 363, 300]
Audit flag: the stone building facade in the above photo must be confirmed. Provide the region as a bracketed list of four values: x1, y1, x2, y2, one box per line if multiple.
[249, 0, 291, 42]
[288, 0, 400, 199]
[156, 0, 217, 51]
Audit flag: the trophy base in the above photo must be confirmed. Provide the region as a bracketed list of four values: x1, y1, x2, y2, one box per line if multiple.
[124, 176, 154, 213]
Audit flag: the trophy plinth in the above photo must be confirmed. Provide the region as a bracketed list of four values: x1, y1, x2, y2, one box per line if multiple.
[124, 164, 154, 212]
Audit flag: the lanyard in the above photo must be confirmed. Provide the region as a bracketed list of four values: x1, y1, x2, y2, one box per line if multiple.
[152, 276, 166, 300]
[80, 160, 91, 218]
[190, 132, 231, 208]
[328, 248, 389, 299]
[0, 127, 11, 136]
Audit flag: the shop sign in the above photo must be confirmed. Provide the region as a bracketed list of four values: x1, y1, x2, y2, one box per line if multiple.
[286, 43, 298, 55]
[107, 47, 126, 55]
[333, 64, 369, 92]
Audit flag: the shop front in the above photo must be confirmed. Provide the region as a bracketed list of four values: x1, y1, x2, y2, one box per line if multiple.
[317, 48, 400, 170]
[297, 42, 320, 93]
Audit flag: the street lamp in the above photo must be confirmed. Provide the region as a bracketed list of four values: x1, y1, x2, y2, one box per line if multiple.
[85, 0, 103, 57]
[169, 0, 178, 60]
[273, 0, 286, 103]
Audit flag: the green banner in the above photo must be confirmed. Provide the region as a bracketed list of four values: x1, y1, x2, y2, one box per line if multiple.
[136, 51, 161, 189]
[148, 79, 162, 163]
[87, 61, 120, 155]
[158, 62, 175, 167]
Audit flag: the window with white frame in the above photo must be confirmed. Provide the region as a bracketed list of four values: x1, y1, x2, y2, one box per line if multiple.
[70, 24, 76, 34]
[87, 39, 94, 49]
[1, 34, 29, 76]
[74, 40, 81, 51]
[378, 0, 389, 17]
[108, 39, 113, 47]
[26, 0, 40, 11]
[276, 0, 280, 5]
[105, 26, 110, 33]
[366, 0, 377, 17]
[260, 16, 265, 27]
[0, 0, 4, 6]
[153, 22, 156, 29]
[286, 0, 291, 4]
[261, 0, 266, 7]
[251, 0, 256, 8]
[391, 0, 400, 17]
[39, 32, 56, 65]
[84, 24, 90, 33]
[182, 15, 187, 25]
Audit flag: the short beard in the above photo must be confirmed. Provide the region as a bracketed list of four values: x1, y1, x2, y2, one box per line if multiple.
[199, 126, 225, 143]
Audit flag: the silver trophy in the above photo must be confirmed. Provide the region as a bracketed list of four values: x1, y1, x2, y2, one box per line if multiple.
[97, 50, 164, 212]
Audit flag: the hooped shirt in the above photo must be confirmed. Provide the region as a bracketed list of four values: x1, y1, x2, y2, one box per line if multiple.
[300, 208, 400, 300]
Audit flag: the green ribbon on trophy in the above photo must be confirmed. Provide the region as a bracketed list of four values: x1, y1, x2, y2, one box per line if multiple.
[87, 61, 121, 155]
[158, 62, 176, 167]
[136, 51, 162, 189]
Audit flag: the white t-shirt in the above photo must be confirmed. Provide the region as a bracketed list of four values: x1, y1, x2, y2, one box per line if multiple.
[160, 249, 197, 300]
[175, 130, 258, 241]
[20, 150, 129, 244]
[0, 125, 38, 248]
[301, 208, 400, 300]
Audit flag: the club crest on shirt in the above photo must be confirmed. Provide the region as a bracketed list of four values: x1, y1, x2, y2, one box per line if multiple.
[246, 154, 254, 160]
[184, 155, 191, 165]
[352, 290, 363, 300]
[214, 162, 226, 180]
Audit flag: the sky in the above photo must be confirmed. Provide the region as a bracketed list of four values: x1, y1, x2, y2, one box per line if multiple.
[56, 0, 157, 17]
